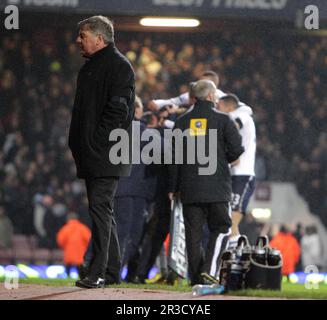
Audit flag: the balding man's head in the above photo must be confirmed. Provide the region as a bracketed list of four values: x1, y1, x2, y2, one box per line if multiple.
[192, 79, 218, 103]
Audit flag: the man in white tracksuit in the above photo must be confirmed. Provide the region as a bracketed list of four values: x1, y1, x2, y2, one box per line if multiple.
[218, 93, 256, 248]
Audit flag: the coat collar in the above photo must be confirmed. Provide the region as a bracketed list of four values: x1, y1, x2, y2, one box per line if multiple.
[194, 99, 215, 110]
[87, 42, 115, 61]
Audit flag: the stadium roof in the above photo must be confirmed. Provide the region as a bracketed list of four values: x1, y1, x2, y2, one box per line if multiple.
[0, 0, 326, 21]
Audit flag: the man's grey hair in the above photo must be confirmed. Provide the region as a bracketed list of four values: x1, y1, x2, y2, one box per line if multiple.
[78, 15, 114, 44]
[192, 79, 217, 101]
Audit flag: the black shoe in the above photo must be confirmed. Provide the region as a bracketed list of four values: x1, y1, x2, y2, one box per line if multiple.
[75, 277, 105, 289]
[128, 276, 145, 284]
[104, 278, 121, 286]
[77, 264, 89, 280]
[166, 270, 179, 286]
[200, 273, 220, 285]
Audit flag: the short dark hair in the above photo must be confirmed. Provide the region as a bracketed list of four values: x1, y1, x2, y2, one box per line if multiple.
[78, 15, 114, 44]
[201, 70, 219, 87]
[219, 93, 240, 107]
[280, 225, 288, 233]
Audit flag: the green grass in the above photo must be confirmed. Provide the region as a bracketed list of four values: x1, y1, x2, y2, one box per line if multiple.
[231, 282, 327, 300]
[1, 277, 327, 299]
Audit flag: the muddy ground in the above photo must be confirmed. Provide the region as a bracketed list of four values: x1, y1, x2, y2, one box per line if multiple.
[0, 284, 285, 300]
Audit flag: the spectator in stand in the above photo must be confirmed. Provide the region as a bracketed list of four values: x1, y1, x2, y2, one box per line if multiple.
[0, 204, 13, 249]
[57, 212, 91, 278]
[270, 225, 301, 278]
[33, 194, 54, 248]
[293, 223, 304, 244]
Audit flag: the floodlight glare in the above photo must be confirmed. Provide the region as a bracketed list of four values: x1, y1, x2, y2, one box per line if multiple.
[252, 208, 272, 219]
[140, 17, 200, 28]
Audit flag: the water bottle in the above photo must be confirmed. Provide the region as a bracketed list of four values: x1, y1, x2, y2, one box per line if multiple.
[252, 248, 267, 265]
[235, 235, 251, 263]
[240, 246, 251, 262]
[267, 248, 282, 266]
[221, 250, 233, 262]
[192, 284, 225, 296]
[218, 250, 232, 287]
[228, 261, 243, 290]
[256, 236, 269, 248]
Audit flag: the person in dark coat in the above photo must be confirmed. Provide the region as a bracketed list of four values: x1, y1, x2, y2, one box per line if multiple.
[168, 79, 244, 285]
[126, 150, 171, 284]
[68, 16, 135, 289]
[114, 96, 148, 266]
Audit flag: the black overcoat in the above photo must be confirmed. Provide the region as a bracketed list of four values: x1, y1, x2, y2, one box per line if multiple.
[168, 100, 244, 204]
[68, 43, 135, 178]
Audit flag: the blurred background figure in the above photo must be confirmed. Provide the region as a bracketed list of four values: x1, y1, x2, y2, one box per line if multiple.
[293, 223, 304, 271]
[239, 212, 262, 246]
[124, 108, 173, 284]
[301, 225, 322, 271]
[0, 204, 13, 249]
[33, 194, 67, 249]
[114, 96, 149, 268]
[270, 225, 301, 279]
[56, 212, 91, 278]
[33, 194, 54, 248]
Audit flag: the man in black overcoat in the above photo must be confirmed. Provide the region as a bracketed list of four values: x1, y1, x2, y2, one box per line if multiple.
[68, 16, 135, 288]
[168, 80, 244, 286]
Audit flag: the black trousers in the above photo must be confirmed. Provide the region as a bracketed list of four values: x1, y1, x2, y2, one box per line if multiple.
[127, 196, 171, 281]
[85, 176, 121, 280]
[115, 196, 148, 266]
[140, 196, 170, 279]
[183, 202, 231, 286]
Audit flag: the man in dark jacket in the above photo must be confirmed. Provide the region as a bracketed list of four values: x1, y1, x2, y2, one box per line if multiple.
[68, 16, 135, 288]
[114, 96, 148, 266]
[168, 80, 244, 285]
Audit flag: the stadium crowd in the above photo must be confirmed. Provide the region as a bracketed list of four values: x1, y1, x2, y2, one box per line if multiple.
[0, 26, 326, 270]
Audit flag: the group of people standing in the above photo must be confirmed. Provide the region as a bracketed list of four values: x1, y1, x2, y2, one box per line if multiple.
[68, 15, 256, 289]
